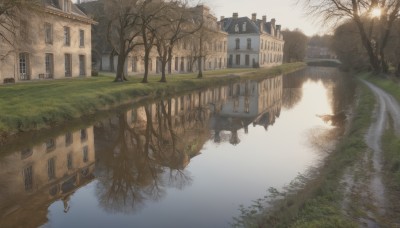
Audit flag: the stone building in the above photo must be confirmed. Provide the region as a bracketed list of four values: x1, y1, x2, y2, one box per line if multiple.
[0, 0, 96, 84]
[220, 13, 284, 68]
[79, 2, 227, 75]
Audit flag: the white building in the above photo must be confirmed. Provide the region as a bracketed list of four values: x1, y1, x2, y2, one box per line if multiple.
[221, 13, 284, 68]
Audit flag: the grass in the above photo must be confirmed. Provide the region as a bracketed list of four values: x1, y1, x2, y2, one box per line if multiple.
[232, 74, 376, 227]
[0, 63, 305, 138]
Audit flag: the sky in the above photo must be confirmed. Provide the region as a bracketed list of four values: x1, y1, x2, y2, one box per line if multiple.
[203, 0, 326, 36]
[73, 0, 327, 36]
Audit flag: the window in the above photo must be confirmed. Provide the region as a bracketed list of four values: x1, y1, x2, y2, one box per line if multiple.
[83, 146, 89, 163]
[46, 138, 56, 152]
[65, 132, 73, 146]
[65, 54, 72, 77]
[79, 29, 84, 47]
[180, 57, 184, 71]
[63, 0, 70, 12]
[45, 23, 53, 44]
[235, 54, 240, 65]
[48, 157, 56, 180]
[23, 165, 33, 191]
[245, 55, 250, 66]
[67, 153, 73, 170]
[45, 53, 54, 78]
[80, 129, 87, 141]
[228, 55, 233, 66]
[235, 38, 240, 50]
[132, 57, 137, 72]
[19, 53, 30, 80]
[175, 57, 179, 71]
[79, 55, 86, 76]
[247, 38, 252, 49]
[64, 27, 70, 46]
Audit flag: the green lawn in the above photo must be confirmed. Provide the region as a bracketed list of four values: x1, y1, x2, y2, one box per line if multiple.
[0, 63, 305, 136]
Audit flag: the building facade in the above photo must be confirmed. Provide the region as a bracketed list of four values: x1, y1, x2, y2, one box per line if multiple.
[0, 0, 96, 84]
[221, 13, 284, 68]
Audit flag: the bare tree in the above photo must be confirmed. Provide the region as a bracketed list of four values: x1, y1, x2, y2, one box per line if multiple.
[0, 0, 40, 59]
[139, 0, 169, 83]
[300, 0, 400, 73]
[153, 1, 203, 83]
[105, 0, 143, 82]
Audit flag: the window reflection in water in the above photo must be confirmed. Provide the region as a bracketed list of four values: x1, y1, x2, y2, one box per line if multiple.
[0, 127, 95, 228]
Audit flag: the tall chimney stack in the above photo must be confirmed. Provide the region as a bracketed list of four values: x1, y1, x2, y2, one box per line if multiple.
[220, 16, 225, 21]
[251, 13, 257, 21]
[262, 15, 267, 23]
[233, 13, 238, 19]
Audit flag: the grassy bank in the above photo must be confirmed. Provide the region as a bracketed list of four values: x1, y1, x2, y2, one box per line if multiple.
[0, 63, 305, 139]
[233, 75, 375, 227]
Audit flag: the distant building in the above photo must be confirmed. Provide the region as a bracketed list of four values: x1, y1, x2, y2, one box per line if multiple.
[220, 13, 284, 68]
[306, 46, 337, 59]
[0, 0, 96, 84]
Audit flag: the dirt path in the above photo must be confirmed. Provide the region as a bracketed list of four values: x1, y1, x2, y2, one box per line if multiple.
[342, 80, 400, 227]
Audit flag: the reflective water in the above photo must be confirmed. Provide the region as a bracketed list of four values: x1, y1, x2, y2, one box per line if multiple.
[0, 67, 356, 228]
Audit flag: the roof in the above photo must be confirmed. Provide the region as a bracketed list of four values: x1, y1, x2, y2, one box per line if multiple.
[221, 16, 282, 39]
[221, 17, 260, 34]
[43, 0, 96, 24]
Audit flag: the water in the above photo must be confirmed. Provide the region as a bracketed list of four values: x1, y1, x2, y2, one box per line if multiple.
[0, 67, 356, 228]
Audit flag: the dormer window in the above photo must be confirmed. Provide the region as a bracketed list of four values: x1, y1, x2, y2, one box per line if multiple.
[242, 22, 247, 32]
[63, 0, 70, 12]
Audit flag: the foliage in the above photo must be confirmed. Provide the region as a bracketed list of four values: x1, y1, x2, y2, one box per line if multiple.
[331, 21, 370, 71]
[281, 29, 308, 63]
[300, 0, 400, 73]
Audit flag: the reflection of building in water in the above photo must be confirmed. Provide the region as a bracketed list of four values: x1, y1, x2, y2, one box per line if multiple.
[211, 75, 283, 143]
[0, 127, 95, 228]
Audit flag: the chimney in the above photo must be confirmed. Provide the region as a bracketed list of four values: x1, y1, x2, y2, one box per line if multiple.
[271, 18, 276, 28]
[251, 13, 257, 21]
[233, 12, 238, 19]
[262, 15, 267, 23]
[220, 16, 225, 21]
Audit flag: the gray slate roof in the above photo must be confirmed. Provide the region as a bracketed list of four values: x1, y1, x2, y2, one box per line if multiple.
[221, 16, 280, 37]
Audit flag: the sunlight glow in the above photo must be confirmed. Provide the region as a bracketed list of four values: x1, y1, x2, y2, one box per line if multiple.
[371, 8, 382, 18]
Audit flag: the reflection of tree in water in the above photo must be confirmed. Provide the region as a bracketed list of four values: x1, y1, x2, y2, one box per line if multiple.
[282, 69, 307, 109]
[95, 92, 213, 214]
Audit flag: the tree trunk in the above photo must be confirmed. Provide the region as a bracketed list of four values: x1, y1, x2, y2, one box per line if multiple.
[197, 37, 203, 78]
[197, 56, 203, 78]
[142, 50, 150, 83]
[115, 51, 126, 82]
[159, 58, 167, 82]
[353, 17, 381, 73]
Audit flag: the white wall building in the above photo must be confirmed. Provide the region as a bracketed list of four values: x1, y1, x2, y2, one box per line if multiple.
[221, 13, 284, 68]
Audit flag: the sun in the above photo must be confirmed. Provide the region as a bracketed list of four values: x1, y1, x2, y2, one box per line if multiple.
[371, 8, 382, 18]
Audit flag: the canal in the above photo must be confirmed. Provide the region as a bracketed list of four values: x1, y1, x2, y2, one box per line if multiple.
[0, 67, 356, 228]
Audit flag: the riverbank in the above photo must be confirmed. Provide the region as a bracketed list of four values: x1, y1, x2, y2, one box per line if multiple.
[237, 74, 400, 227]
[233, 77, 375, 227]
[233, 72, 400, 227]
[0, 63, 305, 143]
